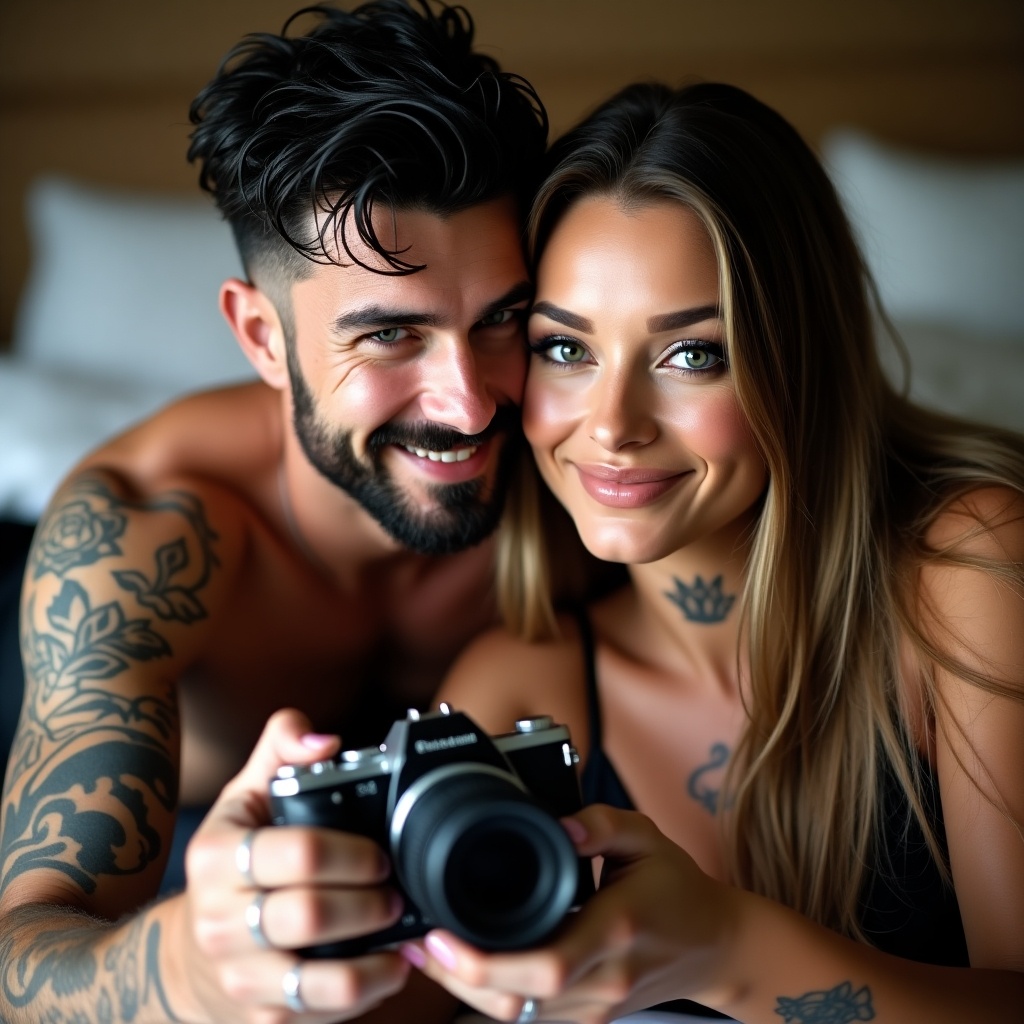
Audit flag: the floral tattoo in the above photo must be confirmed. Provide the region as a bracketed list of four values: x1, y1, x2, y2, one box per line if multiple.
[774, 981, 875, 1023]
[1, 474, 215, 1017]
[5, 477, 216, 888]
[31, 498, 126, 579]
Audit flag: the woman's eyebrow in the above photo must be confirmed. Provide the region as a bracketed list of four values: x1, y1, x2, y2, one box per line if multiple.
[647, 305, 721, 333]
[530, 301, 593, 333]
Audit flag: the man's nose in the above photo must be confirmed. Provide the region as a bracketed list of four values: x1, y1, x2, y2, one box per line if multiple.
[418, 339, 498, 437]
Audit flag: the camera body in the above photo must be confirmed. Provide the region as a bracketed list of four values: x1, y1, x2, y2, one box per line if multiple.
[269, 705, 593, 955]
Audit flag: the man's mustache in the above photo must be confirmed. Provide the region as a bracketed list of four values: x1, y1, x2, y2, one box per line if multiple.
[367, 402, 521, 455]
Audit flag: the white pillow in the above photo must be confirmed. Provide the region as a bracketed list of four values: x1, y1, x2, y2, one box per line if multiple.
[12, 176, 256, 392]
[822, 130, 1024, 336]
[882, 319, 1024, 434]
[0, 358, 187, 521]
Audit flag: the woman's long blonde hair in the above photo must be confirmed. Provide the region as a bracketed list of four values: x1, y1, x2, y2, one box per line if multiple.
[498, 82, 1024, 940]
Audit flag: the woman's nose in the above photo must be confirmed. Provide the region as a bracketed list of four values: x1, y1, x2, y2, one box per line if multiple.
[586, 368, 658, 452]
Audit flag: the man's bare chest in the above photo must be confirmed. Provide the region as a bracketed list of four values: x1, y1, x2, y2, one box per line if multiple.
[177, 535, 498, 802]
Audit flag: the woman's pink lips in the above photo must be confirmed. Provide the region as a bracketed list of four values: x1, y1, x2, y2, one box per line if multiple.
[573, 464, 689, 508]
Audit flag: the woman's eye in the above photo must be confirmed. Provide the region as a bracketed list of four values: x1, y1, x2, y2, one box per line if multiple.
[367, 327, 410, 344]
[478, 309, 516, 327]
[543, 340, 588, 364]
[665, 344, 724, 372]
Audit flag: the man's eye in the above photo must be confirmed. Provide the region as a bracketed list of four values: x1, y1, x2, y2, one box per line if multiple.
[478, 309, 516, 327]
[367, 327, 410, 344]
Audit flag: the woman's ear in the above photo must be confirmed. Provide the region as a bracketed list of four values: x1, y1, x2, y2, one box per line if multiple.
[219, 278, 290, 390]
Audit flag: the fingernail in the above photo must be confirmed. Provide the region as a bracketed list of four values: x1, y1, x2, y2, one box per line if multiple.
[300, 732, 335, 749]
[400, 943, 427, 968]
[561, 816, 588, 843]
[425, 932, 458, 970]
[388, 888, 404, 916]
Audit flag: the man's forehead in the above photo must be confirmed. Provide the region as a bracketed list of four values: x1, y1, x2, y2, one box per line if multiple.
[311, 196, 524, 270]
[292, 198, 530, 323]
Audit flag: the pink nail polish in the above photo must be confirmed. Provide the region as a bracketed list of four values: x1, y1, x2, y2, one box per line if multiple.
[400, 943, 427, 968]
[425, 932, 458, 969]
[300, 732, 335, 749]
[561, 816, 588, 843]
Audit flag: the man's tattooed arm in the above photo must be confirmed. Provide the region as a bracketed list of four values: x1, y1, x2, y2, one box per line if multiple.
[0, 903, 182, 1023]
[0, 473, 225, 1022]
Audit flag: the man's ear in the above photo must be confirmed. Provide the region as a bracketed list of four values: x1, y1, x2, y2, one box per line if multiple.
[219, 278, 290, 390]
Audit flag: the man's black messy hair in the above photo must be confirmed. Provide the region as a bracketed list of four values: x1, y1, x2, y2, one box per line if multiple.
[188, 0, 548, 279]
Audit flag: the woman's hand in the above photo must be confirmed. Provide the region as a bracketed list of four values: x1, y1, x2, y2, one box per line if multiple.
[410, 804, 738, 1023]
[179, 708, 412, 1022]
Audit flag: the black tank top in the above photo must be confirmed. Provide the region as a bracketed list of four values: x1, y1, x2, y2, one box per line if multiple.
[575, 609, 969, 1018]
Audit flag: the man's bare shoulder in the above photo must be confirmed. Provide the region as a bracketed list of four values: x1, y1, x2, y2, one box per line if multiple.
[32, 390, 274, 630]
[76, 380, 282, 498]
[22, 467, 253, 686]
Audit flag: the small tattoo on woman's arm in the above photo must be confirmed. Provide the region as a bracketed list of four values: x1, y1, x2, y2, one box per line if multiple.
[664, 574, 735, 623]
[774, 981, 875, 1022]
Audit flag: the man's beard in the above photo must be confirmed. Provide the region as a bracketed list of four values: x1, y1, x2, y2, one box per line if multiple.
[287, 346, 522, 557]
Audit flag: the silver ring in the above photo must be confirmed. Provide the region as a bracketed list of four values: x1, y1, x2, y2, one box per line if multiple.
[516, 997, 539, 1023]
[235, 828, 259, 887]
[282, 962, 306, 1013]
[244, 890, 273, 949]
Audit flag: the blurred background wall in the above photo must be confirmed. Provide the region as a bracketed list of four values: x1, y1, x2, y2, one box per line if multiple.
[1, 0, 1022, 349]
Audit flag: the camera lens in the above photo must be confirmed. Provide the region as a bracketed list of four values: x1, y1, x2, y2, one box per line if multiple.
[392, 766, 579, 949]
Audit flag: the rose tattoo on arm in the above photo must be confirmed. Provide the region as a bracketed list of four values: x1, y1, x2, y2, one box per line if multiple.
[5, 473, 219, 894]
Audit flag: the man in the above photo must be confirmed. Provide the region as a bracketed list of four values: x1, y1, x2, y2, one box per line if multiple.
[0, 2, 547, 1020]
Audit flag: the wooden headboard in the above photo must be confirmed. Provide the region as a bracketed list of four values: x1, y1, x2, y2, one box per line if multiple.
[1, 0, 1022, 348]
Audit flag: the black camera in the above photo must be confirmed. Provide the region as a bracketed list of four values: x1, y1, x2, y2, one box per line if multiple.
[268, 704, 593, 955]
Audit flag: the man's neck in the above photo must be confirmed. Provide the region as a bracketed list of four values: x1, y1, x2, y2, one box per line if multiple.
[277, 432, 424, 590]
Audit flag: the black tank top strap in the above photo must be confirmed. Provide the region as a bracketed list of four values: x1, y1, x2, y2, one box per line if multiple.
[575, 606, 603, 753]
[575, 607, 637, 812]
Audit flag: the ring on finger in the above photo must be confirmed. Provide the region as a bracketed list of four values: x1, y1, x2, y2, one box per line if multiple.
[245, 890, 274, 949]
[516, 997, 539, 1023]
[235, 827, 259, 887]
[282, 961, 307, 1013]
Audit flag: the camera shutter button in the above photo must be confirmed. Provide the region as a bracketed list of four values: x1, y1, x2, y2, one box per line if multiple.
[514, 716, 553, 733]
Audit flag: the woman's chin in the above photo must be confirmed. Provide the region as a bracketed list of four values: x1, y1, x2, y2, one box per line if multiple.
[578, 523, 677, 566]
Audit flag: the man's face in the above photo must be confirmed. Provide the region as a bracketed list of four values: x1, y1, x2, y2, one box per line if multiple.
[284, 198, 530, 555]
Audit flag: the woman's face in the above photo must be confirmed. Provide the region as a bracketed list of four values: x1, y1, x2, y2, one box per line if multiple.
[524, 195, 767, 565]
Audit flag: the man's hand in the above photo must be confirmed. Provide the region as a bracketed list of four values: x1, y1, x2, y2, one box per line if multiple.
[182, 709, 412, 1021]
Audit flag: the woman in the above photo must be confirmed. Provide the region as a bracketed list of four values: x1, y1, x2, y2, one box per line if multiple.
[409, 83, 1024, 1022]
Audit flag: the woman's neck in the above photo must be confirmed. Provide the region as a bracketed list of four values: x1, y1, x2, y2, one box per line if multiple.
[620, 509, 757, 696]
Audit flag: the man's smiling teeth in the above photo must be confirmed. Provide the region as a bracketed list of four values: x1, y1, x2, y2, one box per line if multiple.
[404, 444, 478, 463]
